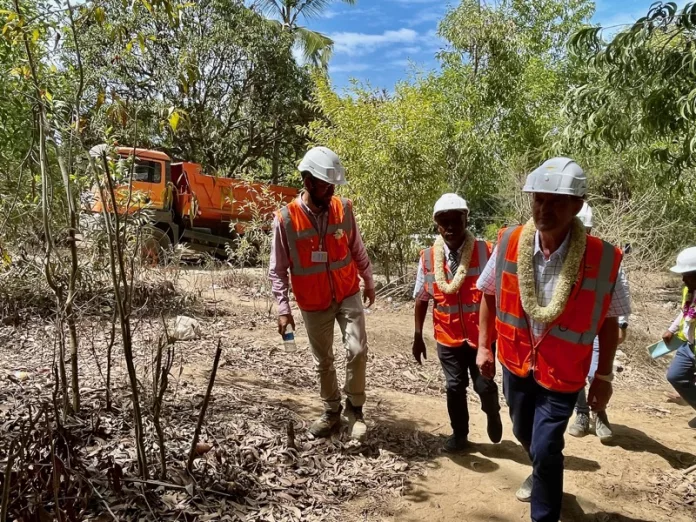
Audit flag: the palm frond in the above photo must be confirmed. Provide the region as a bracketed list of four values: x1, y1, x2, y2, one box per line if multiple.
[298, 0, 356, 20]
[295, 26, 334, 68]
[254, 0, 283, 18]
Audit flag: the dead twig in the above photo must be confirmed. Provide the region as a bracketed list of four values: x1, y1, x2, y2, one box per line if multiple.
[123, 477, 238, 499]
[187, 340, 222, 474]
[1, 439, 17, 521]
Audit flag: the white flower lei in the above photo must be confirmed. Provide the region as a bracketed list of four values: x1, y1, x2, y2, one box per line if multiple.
[517, 217, 586, 324]
[434, 230, 476, 295]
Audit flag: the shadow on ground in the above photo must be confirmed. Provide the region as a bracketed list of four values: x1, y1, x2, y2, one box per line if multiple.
[606, 423, 696, 469]
[562, 493, 655, 522]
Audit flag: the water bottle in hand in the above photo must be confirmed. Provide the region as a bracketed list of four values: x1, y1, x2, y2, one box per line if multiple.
[282, 325, 296, 351]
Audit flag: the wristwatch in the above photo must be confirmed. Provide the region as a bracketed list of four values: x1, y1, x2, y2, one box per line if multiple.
[594, 372, 614, 383]
[619, 322, 628, 330]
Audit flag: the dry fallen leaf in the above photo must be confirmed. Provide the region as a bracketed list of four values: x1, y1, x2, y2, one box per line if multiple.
[196, 442, 213, 455]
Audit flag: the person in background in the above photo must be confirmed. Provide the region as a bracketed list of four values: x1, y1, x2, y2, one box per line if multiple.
[412, 194, 502, 452]
[476, 158, 630, 522]
[663, 247, 696, 430]
[269, 146, 375, 441]
[568, 203, 631, 442]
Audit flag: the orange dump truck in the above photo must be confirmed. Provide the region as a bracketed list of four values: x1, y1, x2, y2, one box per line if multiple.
[92, 147, 298, 257]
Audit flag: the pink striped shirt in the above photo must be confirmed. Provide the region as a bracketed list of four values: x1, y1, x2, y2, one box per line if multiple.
[268, 195, 374, 315]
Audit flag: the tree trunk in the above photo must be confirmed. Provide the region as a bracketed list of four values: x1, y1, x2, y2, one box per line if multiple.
[95, 153, 149, 479]
[271, 122, 281, 184]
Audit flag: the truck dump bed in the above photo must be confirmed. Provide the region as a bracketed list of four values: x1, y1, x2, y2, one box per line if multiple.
[171, 162, 298, 233]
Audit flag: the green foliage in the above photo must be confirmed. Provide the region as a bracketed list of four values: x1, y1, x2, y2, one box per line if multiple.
[566, 2, 696, 173]
[256, 0, 356, 67]
[435, 0, 594, 227]
[76, 0, 314, 181]
[307, 75, 448, 280]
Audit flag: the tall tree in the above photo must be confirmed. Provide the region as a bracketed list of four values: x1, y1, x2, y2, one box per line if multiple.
[436, 0, 594, 225]
[255, 0, 356, 68]
[565, 2, 696, 174]
[77, 0, 314, 180]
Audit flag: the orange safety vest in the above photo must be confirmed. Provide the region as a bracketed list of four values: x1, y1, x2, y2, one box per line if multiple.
[277, 196, 360, 312]
[422, 239, 492, 348]
[495, 226, 622, 392]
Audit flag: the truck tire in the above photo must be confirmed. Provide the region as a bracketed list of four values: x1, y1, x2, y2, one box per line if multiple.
[141, 226, 172, 265]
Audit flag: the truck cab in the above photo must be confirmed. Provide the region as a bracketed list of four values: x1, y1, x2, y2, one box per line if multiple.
[92, 147, 173, 214]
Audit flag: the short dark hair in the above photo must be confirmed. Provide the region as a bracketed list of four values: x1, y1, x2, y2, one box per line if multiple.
[301, 171, 313, 181]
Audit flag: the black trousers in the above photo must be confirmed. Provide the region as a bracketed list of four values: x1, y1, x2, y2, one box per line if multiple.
[437, 342, 500, 438]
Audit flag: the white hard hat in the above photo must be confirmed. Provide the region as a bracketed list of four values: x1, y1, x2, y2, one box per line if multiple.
[433, 193, 469, 218]
[670, 247, 696, 274]
[577, 202, 593, 228]
[523, 157, 587, 197]
[298, 146, 347, 186]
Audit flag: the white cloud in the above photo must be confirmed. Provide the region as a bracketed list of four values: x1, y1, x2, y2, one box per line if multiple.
[330, 62, 372, 73]
[384, 45, 425, 58]
[331, 28, 420, 56]
[321, 7, 383, 20]
[407, 9, 443, 27]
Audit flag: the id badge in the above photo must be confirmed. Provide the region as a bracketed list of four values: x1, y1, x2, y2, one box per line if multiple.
[311, 251, 328, 263]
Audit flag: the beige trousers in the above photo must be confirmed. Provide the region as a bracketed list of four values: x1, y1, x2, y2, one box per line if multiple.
[301, 292, 368, 412]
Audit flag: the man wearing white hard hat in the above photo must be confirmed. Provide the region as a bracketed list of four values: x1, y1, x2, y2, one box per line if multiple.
[476, 158, 631, 522]
[663, 247, 696, 429]
[269, 146, 375, 441]
[567, 203, 631, 442]
[412, 193, 502, 452]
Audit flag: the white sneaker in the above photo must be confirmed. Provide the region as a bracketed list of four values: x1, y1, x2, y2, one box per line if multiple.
[515, 474, 533, 502]
[345, 399, 367, 442]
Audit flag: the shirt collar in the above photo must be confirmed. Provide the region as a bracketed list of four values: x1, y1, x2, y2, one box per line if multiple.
[534, 229, 571, 261]
[443, 241, 464, 258]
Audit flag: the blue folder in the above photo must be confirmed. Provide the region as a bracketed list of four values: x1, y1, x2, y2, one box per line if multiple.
[647, 336, 685, 359]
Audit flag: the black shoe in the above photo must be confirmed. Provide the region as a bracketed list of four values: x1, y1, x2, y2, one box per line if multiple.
[486, 411, 503, 443]
[443, 434, 469, 453]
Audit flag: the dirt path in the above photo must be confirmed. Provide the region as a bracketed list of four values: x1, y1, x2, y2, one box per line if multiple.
[3, 268, 693, 522]
[178, 270, 696, 522]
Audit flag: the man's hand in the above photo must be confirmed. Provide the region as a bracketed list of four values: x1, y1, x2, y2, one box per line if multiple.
[477, 345, 496, 379]
[587, 379, 613, 412]
[278, 314, 295, 336]
[412, 334, 427, 365]
[662, 330, 675, 343]
[363, 287, 375, 308]
[618, 328, 627, 345]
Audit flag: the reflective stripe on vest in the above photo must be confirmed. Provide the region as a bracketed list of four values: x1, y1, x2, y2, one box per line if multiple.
[279, 198, 354, 277]
[436, 303, 481, 314]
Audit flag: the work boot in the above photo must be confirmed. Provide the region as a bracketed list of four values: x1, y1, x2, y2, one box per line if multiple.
[344, 399, 367, 442]
[486, 410, 503, 444]
[568, 413, 590, 438]
[309, 406, 342, 438]
[515, 474, 533, 503]
[595, 411, 614, 443]
[688, 416, 696, 429]
[443, 434, 469, 453]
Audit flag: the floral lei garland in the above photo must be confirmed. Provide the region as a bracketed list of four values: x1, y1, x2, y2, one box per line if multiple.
[434, 230, 476, 294]
[517, 217, 586, 324]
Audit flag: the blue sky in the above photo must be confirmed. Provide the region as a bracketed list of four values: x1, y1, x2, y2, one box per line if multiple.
[304, 0, 684, 92]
